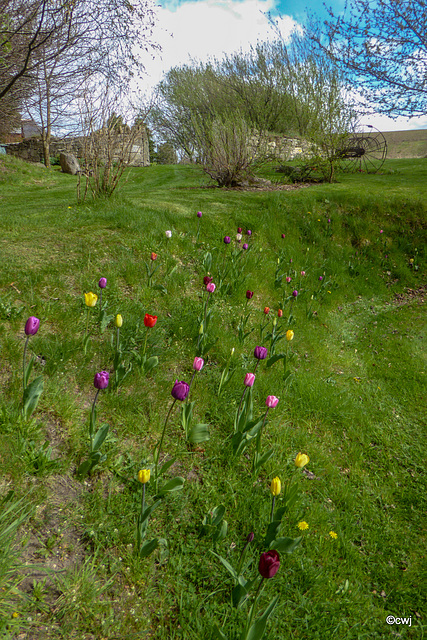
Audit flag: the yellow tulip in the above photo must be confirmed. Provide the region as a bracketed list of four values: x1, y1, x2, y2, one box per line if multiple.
[115, 314, 123, 328]
[286, 329, 294, 341]
[270, 476, 281, 496]
[138, 469, 150, 484]
[84, 292, 98, 307]
[295, 452, 309, 468]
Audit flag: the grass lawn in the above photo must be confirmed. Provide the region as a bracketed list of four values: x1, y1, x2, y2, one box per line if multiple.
[0, 155, 426, 639]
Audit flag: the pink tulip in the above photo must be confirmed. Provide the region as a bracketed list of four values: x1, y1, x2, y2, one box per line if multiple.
[206, 282, 216, 293]
[193, 357, 204, 371]
[244, 373, 255, 387]
[266, 395, 279, 408]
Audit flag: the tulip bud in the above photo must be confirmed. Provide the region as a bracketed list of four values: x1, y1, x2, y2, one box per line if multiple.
[278, 309, 283, 318]
[193, 357, 204, 371]
[151, 252, 157, 261]
[281, 233, 285, 238]
[286, 329, 294, 341]
[206, 282, 216, 293]
[319, 276, 323, 281]
[246, 532, 255, 543]
[197, 211, 202, 218]
[237, 227, 242, 233]
[246, 290, 254, 299]
[84, 292, 98, 307]
[203, 276, 213, 286]
[171, 379, 190, 401]
[115, 314, 123, 328]
[94, 371, 109, 389]
[224, 236, 231, 244]
[265, 395, 279, 408]
[292, 290, 298, 297]
[264, 306, 270, 314]
[199, 321, 204, 335]
[244, 373, 255, 387]
[138, 469, 151, 483]
[98, 277, 107, 289]
[270, 476, 281, 496]
[236, 233, 242, 242]
[301, 271, 306, 276]
[242, 243, 248, 250]
[258, 550, 280, 579]
[165, 230, 172, 238]
[286, 276, 291, 283]
[295, 452, 309, 468]
[247, 230, 252, 236]
[254, 346, 268, 360]
[24, 316, 40, 336]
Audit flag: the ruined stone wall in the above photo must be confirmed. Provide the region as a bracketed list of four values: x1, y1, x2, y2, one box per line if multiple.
[4, 126, 150, 166]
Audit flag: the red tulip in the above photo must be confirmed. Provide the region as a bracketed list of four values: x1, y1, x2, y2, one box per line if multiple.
[144, 313, 157, 328]
[258, 550, 280, 579]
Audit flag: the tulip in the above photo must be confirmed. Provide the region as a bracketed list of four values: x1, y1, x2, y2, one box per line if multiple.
[237, 227, 242, 233]
[171, 379, 190, 401]
[281, 233, 285, 238]
[94, 371, 109, 389]
[278, 309, 283, 318]
[98, 277, 107, 289]
[193, 357, 204, 371]
[258, 550, 280, 579]
[286, 329, 294, 341]
[301, 270, 306, 276]
[292, 290, 298, 297]
[289, 258, 293, 263]
[265, 395, 279, 408]
[286, 276, 292, 283]
[165, 230, 172, 238]
[319, 276, 323, 281]
[264, 307, 269, 314]
[295, 452, 309, 468]
[247, 229, 252, 236]
[151, 252, 157, 261]
[206, 282, 216, 293]
[244, 373, 255, 387]
[327, 219, 331, 223]
[254, 346, 268, 360]
[84, 292, 98, 307]
[197, 211, 202, 218]
[242, 243, 248, 250]
[270, 476, 281, 496]
[144, 313, 157, 328]
[246, 290, 254, 299]
[203, 275, 213, 286]
[380, 229, 383, 234]
[224, 236, 231, 244]
[138, 469, 150, 484]
[25, 316, 40, 336]
[236, 233, 242, 242]
[115, 314, 123, 328]
[246, 532, 255, 543]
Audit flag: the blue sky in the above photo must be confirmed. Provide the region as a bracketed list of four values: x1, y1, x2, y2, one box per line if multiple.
[137, 0, 426, 131]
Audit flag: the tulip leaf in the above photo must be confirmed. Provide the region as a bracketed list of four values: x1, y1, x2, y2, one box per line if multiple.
[264, 520, 282, 548]
[211, 505, 226, 526]
[22, 375, 44, 419]
[139, 538, 159, 557]
[188, 423, 210, 444]
[92, 424, 109, 452]
[76, 459, 92, 479]
[140, 499, 162, 525]
[253, 448, 274, 473]
[23, 356, 35, 389]
[232, 583, 248, 608]
[266, 354, 285, 368]
[152, 284, 167, 294]
[155, 476, 185, 498]
[159, 457, 177, 477]
[246, 595, 279, 640]
[211, 551, 238, 580]
[213, 519, 228, 542]
[270, 536, 302, 554]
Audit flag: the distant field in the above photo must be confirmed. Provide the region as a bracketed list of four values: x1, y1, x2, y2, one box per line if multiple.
[382, 129, 427, 159]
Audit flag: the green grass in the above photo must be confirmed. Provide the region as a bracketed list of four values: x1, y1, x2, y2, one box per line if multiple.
[0, 154, 426, 639]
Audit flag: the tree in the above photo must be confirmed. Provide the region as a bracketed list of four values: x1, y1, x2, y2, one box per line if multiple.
[307, 0, 427, 117]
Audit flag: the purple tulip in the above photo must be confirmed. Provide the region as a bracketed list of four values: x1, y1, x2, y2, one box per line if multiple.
[319, 276, 323, 281]
[224, 236, 231, 244]
[254, 346, 268, 360]
[266, 395, 279, 408]
[247, 230, 252, 236]
[244, 373, 255, 387]
[327, 219, 331, 223]
[98, 277, 107, 289]
[281, 233, 285, 239]
[292, 290, 298, 297]
[193, 357, 204, 371]
[242, 243, 248, 250]
[246, 290, 254, 299]
[24, 316, 40, 336]
[171, 379, 190, 401]
[197, 211, 202, 218]
[246, 532, 255, 543]
[94, 371, 109, 389]
[258, 550, 280, 579]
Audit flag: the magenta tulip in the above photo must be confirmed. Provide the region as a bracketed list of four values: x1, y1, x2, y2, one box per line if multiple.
[206, 282, 216, 293]
[171, 380, 190, 401]
[94, 371, 109, 389]
[193, 357, 204, 371]
[98, 277, 107, 289]
[265, 395, 279, 408]
[244, 373, 255, 387]
[24, 316, 40, 336]
[254, 346, 268, 360]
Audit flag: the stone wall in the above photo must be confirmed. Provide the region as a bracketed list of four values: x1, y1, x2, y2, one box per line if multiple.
[4, 126, 150, 167]
[249, 133, 314, 161]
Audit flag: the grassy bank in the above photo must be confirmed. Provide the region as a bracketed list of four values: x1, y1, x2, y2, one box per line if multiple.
[0, 155, 426, 639]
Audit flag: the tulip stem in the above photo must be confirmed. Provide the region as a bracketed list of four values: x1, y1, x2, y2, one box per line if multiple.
[187, 371, 197, 397]
[143, 328, 148, 358]
[270, 496, 276, 523]
[244, 577, 265, 640]
[253, 408, 269, 477]
[141, 483, 146, 520]
[236, 386, 248, 428]
[22, 335, 30, 391]
[116, 327, 120, 351]
[85, 308, 90, 337]
[90, 389, 100, 450]
[154, 399, 177, 493]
